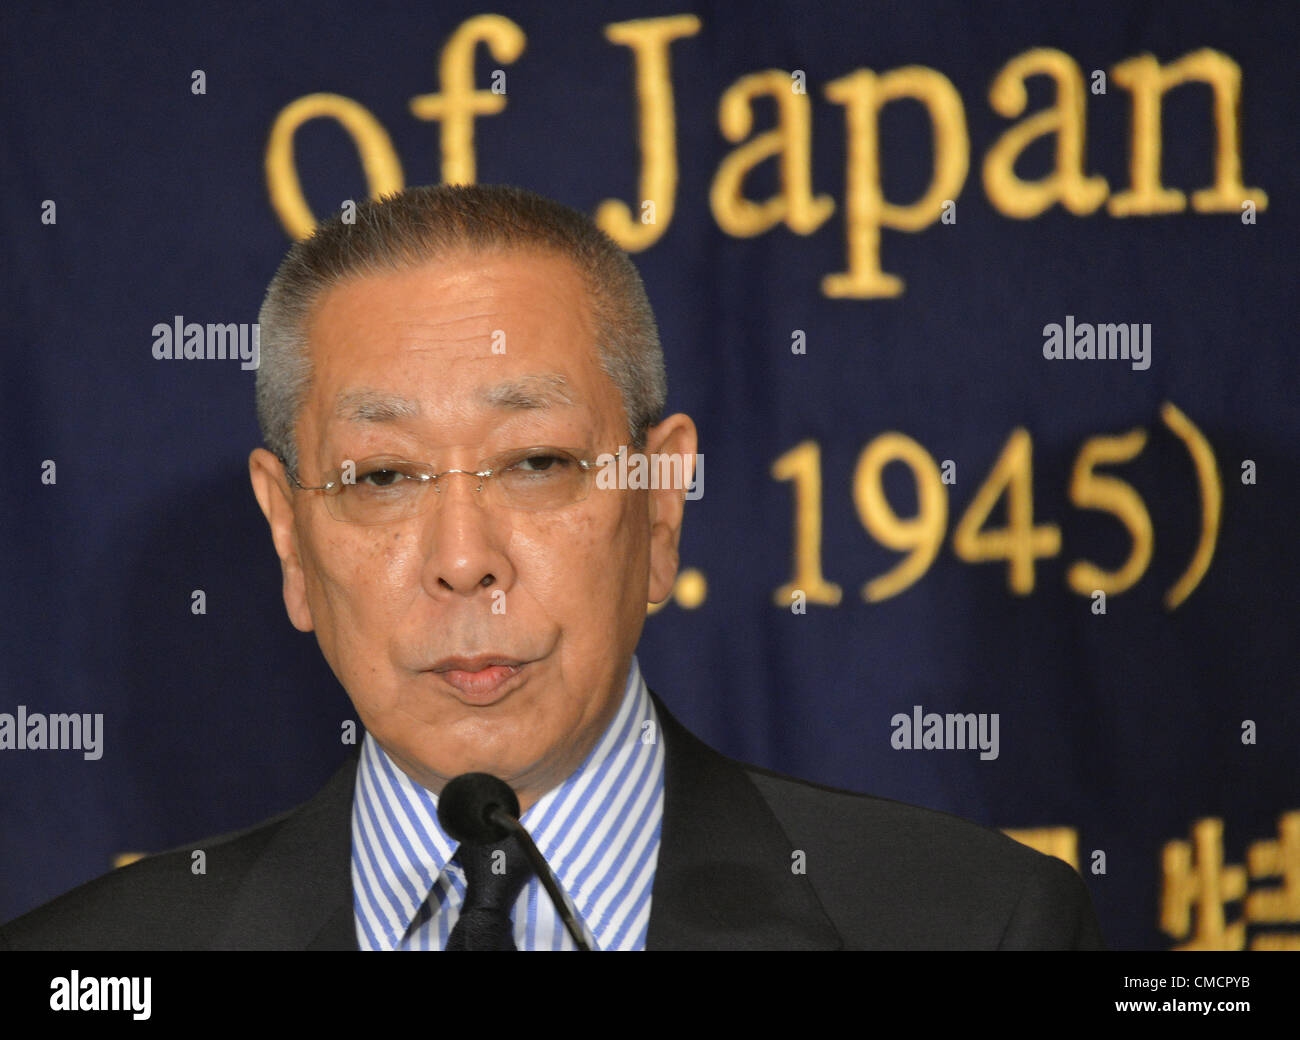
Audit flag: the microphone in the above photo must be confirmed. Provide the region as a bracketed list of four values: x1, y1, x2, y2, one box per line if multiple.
[438, 772, 592, 951]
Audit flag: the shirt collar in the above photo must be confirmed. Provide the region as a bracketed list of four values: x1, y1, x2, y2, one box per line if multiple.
[351, 655, 662, 950]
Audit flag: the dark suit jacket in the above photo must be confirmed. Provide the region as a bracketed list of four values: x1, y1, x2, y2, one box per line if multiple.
[1, 692, 1103, 950]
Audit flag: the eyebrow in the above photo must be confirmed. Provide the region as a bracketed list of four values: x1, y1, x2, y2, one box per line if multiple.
[333, 388, 422, 423]
[478, 372, 574, 411]
[331, 373, 575, 424]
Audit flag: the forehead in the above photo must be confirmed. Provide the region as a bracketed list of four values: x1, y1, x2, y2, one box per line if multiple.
[301, 249, 619, 444]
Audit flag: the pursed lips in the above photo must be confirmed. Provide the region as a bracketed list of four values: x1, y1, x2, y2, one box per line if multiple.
[429, 655, 529, 702]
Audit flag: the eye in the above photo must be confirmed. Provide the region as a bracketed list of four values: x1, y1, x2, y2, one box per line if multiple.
[508, 451, 574, 475]
[350, 460, 426, 490]
[360, 468, 404, 488]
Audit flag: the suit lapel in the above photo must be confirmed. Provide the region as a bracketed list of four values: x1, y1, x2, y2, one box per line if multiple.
[645, 692, 842, 950]
[214, 750, 360, 950]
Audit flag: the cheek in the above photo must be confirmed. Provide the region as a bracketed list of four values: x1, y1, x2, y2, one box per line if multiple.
[517, 497, 646, 619]
[507, 515, 591, 610]
[300, 523, 421, 653]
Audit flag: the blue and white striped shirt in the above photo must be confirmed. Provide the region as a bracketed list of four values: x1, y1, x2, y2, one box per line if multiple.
[351, 656, 664, 950]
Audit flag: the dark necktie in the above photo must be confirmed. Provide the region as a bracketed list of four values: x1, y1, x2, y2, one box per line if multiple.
[445, 831, 534, 951]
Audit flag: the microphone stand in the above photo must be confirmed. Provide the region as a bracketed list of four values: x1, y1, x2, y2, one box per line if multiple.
[489, 806, 593, 951]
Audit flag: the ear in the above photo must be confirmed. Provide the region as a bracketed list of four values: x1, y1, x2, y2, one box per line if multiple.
[249, 448, 315, 633]
[644, 413, 699, 605]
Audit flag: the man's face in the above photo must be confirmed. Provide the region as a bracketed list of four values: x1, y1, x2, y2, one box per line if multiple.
[249, 248, 694, 811]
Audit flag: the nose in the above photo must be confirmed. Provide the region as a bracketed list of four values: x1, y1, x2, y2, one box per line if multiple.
[418, 470, 516, 597]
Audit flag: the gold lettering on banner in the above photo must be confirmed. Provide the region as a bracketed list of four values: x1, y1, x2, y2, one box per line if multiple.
[984, 48, 1108, 218]
[822, 67, 969, 298]
[766, 411, 1215, 607]
[1066, 430, 1153, 596]
[597, 15, 701, 251]
[1109, 49, 1268, 216]
[1163, 812, 1300, 950]
[1162, 817, 1247, 950]
[264, 40, 1269, 296]
[711, 70, 834, 237]
[852, 433, 947, 602]
[771, 440, 843, 607]
[409, 14, 527, 186]
[951, 428, 1061, 596]
[1160, 402, 1220, 610]
[1245, 811, 1300, 950]
[1003, 827, 1080, 871]
[266, 93, 405, 240]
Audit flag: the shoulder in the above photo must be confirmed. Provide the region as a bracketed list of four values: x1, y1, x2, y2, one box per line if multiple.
[743, 764, 1104, 950]
[649, 689, 1103, 949]
[0, 809, 295, 951]
[1, 752, 358, 951]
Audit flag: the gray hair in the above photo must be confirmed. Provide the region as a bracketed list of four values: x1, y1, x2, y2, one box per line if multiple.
[256, 183, 667, 477]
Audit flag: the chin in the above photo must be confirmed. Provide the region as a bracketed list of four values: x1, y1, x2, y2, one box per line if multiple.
[418, 725, 544, 785]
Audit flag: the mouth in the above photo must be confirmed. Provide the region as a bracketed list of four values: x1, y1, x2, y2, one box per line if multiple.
[428, 655, 529, 705]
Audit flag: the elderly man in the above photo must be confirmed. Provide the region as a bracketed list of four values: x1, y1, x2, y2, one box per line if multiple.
[2, 184, 1101, 950]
